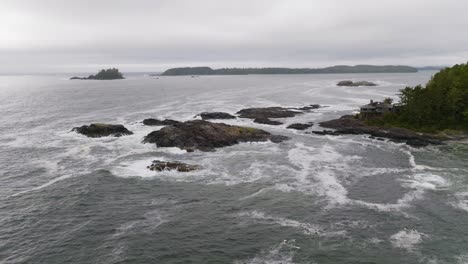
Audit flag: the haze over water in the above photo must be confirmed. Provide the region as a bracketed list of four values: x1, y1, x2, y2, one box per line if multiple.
[1, 72, 467, 263]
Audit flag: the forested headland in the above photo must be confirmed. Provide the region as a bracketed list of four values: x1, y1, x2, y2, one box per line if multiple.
[367, 63, 468, 132]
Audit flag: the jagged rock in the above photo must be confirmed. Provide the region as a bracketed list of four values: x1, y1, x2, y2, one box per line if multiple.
[237, 107, 302, 119]
[198, 112, 236, 120]
[287, 123, 314, 130]
[318, 115, 444, 147]
[143, 118, 181, 126]
[143, 120, 289, 151]
[295, 104, 322, 111]
[147, 160, 201, 172]
[253, 118, 283, 125]
[72, 123, 133, 138]
[311, 130, 341, 136]
[337, 81, 377, 86]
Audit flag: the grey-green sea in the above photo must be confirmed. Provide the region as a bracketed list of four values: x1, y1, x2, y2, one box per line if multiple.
[0, 72, 467, 264]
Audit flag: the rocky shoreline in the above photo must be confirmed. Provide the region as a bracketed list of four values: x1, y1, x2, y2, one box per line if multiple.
[71, 104, 463, 173]
[315, 115, 445, 147]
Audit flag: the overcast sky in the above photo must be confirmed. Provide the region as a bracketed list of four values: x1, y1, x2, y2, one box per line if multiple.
[1, 0, 467, 73]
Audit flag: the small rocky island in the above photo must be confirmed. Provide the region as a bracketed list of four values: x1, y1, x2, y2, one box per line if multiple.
[147, 160, 201, 172]
[143, 120, 289, 152]
[72, 123, 133, 138]
[337, 81, 377, 86]
[236, 107, 304, 125]
[70, 68, 124, 80]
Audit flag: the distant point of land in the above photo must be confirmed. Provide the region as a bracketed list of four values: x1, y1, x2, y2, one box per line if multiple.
[70, 68, 124, 80]
[160, 65, 418, 76]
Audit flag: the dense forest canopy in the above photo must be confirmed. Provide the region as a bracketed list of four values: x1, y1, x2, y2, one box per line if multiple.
[375, 63, 468, 131]
[161, 65, 418, 76]
[89, 68, 124, 80]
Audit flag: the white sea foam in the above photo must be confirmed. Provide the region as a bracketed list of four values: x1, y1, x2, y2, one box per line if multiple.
[234, 240, 300, 264]
[400, 173, 449, 190]
[237, 210, 346, 237]
[113, 209, 167, 237]
[10, 174, 74, 197]
[451, 192, 468, 213]
[457, 254, 468, 264]
[390, 229, 427, 251]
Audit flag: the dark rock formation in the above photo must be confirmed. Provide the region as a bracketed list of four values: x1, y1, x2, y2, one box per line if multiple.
[143, 118, 181, 126]
[237, 107, 302, 119]
[70, 68, 124, 80]
[287, 123, 314, 130]
[311, 130, 341, 136]
[253, 118, 283, 125]
[143, 120, 289, 151]
[337, 81, 377, 86]
[295, 104, 322, 111]
[198, 112, 236, 120]
[147, 160, 201, 172]
[318, 115, 444, 147]
[72, 123, 133, 138]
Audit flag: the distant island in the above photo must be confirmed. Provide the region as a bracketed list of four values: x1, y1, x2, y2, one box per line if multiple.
[71, 68, 124, 80]
[161, 65, 418, 76]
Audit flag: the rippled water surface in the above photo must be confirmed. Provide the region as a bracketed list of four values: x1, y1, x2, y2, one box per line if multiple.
[1, 72, 467, 264]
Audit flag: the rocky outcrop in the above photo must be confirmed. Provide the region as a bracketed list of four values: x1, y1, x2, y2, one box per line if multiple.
[253, 118, 283, 125]
[337, 81, 377, 87]
[287, 123, 314, 130]
[143, 120, 289, 151]
[143, 118, 181, 126]
[310, 130, 341, 136]
[294, 104, 322, 111]
[237, 107, 302, 119]
[147, 160, 201, 172]
[70, 68, 124, 80]
[318, 115, 444, 147]
[198, 112, 236, 120]
[72, 123, 133, 138]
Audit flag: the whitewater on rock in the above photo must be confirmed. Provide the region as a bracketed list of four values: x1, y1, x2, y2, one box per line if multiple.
[1, 72, 467, 264]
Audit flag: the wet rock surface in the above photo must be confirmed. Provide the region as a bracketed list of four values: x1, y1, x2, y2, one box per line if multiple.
[198, 112, 236, 120]
[237, 107, 302, 119]
[337, 81, 377, 86]
[72, 123, 133, 138]
[318, 115, 444, 147]
[143, 120, 289, 151]
[293, 104, 322, 111]
[147, 160, 201, 172]
[287, 123, 314, 130]
[143, 118, 181, 126]
[253, 118, 283, 125]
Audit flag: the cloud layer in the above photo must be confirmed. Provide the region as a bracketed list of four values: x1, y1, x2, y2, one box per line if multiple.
[1, 0, 467, 72]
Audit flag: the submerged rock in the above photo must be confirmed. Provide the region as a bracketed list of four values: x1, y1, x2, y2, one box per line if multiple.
[295, 104, 322, 111]
[311, 130, 341, 136]
[337, 81, 377, 86]
[318, 115, 444, 147]
[143, 120, 289, 151]
[72, 123, 133, 138]
[253, 118, 283, 125]
[198, 112, 236, 120]
[287, 123, 314, 130]
[147, 160, 201, 172]
[237, 107, 302, 119]
[143, 118, 181, 126]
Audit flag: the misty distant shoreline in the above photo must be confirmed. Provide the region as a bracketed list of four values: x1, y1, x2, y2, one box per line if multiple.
[160, 65, 420, 76]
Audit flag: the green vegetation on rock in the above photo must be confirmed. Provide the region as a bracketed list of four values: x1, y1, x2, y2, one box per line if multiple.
[368, 63, 468, 132]
[71, 68, 124, 80]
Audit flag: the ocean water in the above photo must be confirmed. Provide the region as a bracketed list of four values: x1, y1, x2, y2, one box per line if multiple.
[0, 72, 467, 264]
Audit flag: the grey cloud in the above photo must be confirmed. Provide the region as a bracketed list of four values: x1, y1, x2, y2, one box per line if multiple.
[1, 0, 467, 72]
